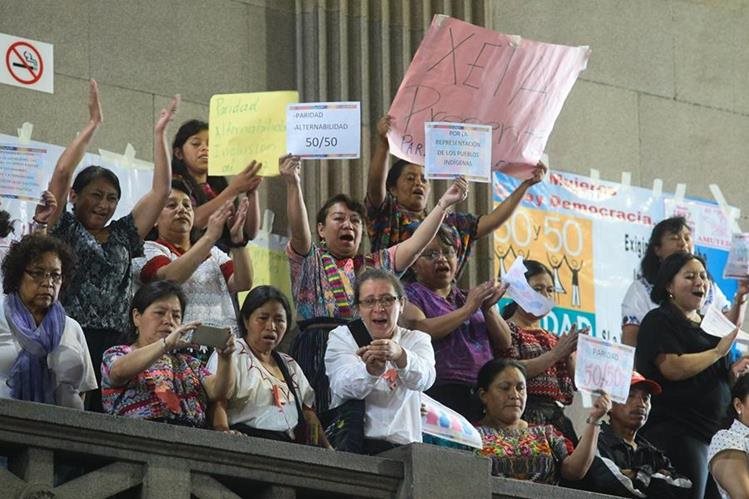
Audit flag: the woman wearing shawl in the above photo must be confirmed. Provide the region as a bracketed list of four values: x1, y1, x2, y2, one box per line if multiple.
[0, 233, 96, 409]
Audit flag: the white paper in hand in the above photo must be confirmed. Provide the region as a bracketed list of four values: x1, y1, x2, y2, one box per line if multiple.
[701, 304, 739, 338]
[502, 257, 555, 317]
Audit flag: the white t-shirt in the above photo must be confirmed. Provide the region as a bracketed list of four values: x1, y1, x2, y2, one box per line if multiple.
[708, 418, 749, 499]
[621, 275, 730, 327]
[207, 338, 315, 435]
[133, 241, 239, 334]
[0, 299, 97, 409]
[325, 325, 436, 445]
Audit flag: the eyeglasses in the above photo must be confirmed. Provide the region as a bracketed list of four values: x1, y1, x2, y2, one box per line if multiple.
[420, 248, 457, 260]
[357, 295, 399, 309]
[25, 269, 63, 284]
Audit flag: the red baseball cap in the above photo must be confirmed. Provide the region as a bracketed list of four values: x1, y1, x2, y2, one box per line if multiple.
[630, 371, 662, 395]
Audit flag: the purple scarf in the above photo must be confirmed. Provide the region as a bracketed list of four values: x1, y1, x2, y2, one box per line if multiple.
[4, 293, 65, 404]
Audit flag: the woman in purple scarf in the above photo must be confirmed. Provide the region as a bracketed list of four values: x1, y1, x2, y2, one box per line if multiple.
[0, 233, 96, 409]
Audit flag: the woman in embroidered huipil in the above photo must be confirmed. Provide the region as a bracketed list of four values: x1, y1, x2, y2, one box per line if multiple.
[45, 81, 179, 411]
[101, 280, 234, 427]
[476, 359, 610, 485]
[279, 154, 466, 412]
[133, 179, 253, 341]
[498, 259, 582, 444]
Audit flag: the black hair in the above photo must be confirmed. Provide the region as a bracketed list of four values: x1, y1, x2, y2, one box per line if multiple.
[354, 268, 405, 304]
[71, 165, 122, 200]
[315, 194, 367, 237]
[640, 217, 690, 285]
[145, 178, 202, 243]
[124, 280, 187, 344]
[0, 210, 14, 238]
[2, 233, 75, 294]
[385, 159, 421, 190]
[500, 259, 554, 319]
[649, 251, 705, 304]
[238, 285, 293, 339]
[476, 358, 527, 392]
[171, 119, 228, 206]
[726, 373, 749, 424]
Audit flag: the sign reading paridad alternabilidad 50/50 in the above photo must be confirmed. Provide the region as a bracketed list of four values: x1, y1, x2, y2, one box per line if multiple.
[574, 334, 635, 404]
[286, 102, 361, 159]
[0, 33, 53, 94]
[387, 15, 588, 178]
[424, 122, 492, 183]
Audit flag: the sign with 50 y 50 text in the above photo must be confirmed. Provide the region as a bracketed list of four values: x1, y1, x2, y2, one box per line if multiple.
[286, 102, 361, 159]
[574, 334, 635, 404]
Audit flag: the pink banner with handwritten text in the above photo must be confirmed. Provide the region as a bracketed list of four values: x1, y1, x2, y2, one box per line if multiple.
[388, 15, 590, 178]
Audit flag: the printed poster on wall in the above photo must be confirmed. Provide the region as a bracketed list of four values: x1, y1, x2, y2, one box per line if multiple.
[492, 169, 737, 343]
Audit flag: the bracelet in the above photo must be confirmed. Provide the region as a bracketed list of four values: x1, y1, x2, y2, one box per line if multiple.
[585, 416, 602, 427]
[31, 217, 48, 227]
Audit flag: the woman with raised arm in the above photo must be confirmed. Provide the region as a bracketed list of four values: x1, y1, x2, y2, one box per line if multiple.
[499, 259, 582, 444]
[101, 280, 235, 427]
[171, 119, 261, 246]
[476, 358, 611, 484]
[133, 179, 253, 341]
[404, 224, 510, 421]
[366, 115, 545, 276]
[279, 153, 466, 412]
[45, 80, 179, 411]
[636, 251, 749, 499]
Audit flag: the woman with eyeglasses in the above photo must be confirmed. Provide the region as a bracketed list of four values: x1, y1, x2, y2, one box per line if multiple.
[0, 233, 96, 409]
[404, 224, 510, 421]
[279, 154, 465, 413]
[325, 268, 436, 455]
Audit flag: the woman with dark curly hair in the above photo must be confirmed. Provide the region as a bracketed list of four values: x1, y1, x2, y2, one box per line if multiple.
[0, 233, 95, 409]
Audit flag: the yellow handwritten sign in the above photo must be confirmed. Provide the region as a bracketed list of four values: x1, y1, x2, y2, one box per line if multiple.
[209, 91, 299, 176]
[238, 243, 293, 308]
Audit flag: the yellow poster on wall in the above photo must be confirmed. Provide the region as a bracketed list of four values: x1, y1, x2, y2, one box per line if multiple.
[208, 91, 299, 177]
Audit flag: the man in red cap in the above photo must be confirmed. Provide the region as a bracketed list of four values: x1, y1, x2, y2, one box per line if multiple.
[572, 371, 692, 497]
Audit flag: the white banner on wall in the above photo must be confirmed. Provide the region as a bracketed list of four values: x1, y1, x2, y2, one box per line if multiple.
[493, 169, 737, 343]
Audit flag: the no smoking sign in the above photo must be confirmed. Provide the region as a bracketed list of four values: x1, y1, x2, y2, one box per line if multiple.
[0, 33, 53, 93]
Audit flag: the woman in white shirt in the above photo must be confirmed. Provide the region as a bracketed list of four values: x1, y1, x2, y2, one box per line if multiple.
[709, 373, 749, 499]
[133, 179, 253, 339]
[325, 268, 436, 454]
[0, 233, 96, 409]
[209, 286, 329, 447]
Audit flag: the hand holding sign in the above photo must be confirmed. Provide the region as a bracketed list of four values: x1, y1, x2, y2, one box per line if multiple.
[574, 334, 635, 404]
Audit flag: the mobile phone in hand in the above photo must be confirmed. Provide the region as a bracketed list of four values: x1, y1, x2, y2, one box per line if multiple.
[189, 325, 231, 348]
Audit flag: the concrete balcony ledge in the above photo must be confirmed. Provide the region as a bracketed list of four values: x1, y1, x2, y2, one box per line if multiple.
[0, 399, 620, 498]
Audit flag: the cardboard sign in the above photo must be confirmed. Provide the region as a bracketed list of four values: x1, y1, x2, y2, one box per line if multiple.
[424, 122, 492, 182]
[208, 91, 299, 177]
[388, 15, 588, 178]
[286, 102, 361, 158]
[574, 334, 634, 404]
[0, 33, 54, 93]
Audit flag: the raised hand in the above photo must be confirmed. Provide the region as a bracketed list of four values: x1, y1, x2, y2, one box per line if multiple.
[228, 197, 249, 245]
[553, 324, 581, 359]
[228, 161, 263, 195]
[216, 334, 236, 359]
[588, 390, 612, 422]
[439, 176, 469, 208]
[377, 115, 393, 143]
[716, 328, 740, 357]
[33, 190, 57, 225]
[525, 161, 547, 186]
[205, 200, 233, 242]
[88, 79, 103, 127]
[278, 154, 302, 184]
[464, 281, 500, 313]
[482, 281, 508, 311]
[155, 95, 180, 134]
